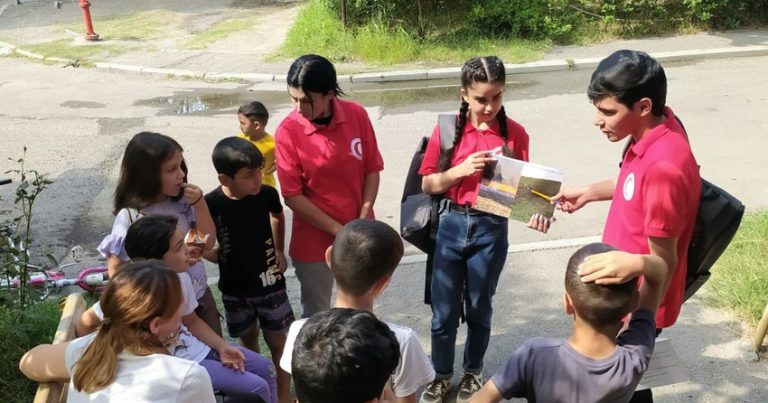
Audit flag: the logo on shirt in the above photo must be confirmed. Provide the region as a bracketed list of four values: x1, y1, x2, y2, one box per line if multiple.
[623, 173, 635, 201]
[350, 138, 363, 160]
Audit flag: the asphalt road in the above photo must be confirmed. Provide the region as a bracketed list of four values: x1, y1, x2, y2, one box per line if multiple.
[1, 55, 767, 401]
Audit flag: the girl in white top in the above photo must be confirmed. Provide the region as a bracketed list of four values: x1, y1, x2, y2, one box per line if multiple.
[78, 215, 277, 402]
[19, 261, 215, 403]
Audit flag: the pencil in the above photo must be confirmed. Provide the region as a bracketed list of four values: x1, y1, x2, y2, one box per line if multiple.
[525, 185, 560, 204]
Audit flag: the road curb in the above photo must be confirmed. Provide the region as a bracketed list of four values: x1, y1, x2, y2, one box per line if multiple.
[2, 41, 768, 83]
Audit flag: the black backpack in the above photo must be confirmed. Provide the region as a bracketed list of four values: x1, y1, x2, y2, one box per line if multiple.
[623, 116, 745, 301]
[685, 178, 744, 300]
[399, 114, 456, 254]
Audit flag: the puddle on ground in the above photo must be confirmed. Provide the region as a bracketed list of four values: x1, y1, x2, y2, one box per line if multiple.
[61, 100, 106, 109]
[134, 79, 546, 117]
[135, 60, 699, 116]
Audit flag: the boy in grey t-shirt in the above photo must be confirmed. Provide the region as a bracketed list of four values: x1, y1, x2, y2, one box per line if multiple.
[472, 243, 669, 403]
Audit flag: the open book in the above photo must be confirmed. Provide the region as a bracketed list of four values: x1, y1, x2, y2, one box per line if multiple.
[473, 148, 563, 222]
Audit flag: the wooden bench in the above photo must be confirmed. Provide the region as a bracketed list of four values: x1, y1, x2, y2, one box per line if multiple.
[32, 293, 86, 403]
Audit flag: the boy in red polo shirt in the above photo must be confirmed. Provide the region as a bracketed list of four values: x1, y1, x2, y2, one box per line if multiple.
[554, 50, 700, 402]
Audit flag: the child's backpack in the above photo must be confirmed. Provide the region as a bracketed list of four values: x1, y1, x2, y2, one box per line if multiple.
[399, 114, 456, 254]
[622, 116, 745, 300]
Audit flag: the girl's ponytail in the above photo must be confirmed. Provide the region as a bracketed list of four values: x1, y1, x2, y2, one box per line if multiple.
[72, 261, 181, 393]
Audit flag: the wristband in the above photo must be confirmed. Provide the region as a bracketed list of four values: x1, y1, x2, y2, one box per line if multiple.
[191, 194, 203, 206]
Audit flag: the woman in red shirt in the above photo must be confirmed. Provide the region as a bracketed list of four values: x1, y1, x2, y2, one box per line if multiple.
[275, 54, 384, 319]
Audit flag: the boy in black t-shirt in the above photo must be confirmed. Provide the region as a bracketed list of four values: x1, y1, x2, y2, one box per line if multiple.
[204, 136, 294, 403]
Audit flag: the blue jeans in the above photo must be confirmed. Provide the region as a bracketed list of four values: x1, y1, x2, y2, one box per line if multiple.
[430, 209, 509, 377]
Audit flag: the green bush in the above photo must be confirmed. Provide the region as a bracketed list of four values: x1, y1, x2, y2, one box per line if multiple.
[316, 0, 767, 43]
[467, 0, 581, 42]
[684, 0, 767, 28]
[0, 301, 60, 402]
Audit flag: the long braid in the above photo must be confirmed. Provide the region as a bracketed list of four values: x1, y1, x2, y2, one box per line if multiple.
[440, 100, 469, 171]
[496, 106, 514, 159]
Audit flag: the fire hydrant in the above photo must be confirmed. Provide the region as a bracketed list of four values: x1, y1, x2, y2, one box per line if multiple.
[79, 0, 99, 41]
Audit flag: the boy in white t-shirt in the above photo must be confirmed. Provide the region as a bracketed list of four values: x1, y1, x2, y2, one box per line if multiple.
[280, 219, 435, 402]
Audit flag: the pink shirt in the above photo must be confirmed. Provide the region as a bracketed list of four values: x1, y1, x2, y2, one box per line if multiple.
[276, 97, 384, 261]
[418, 118, 529, 205]
[603, 107, 700, 328]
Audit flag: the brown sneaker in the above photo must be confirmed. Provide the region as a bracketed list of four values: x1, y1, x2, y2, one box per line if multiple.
[455, 372, 483, 403]
[420, 378, 451, 403]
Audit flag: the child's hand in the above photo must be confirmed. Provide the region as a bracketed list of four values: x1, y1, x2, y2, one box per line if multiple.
[276, 250, 287, 273]
[527, 213, 555, 233]
[452, 150, 492, 178]
[180, 183, 204, 206]
[218, 344, 246, 373]
[552, 188, 588, 213]
[578, 251, 644, 285]
[187, 246, 202, 264]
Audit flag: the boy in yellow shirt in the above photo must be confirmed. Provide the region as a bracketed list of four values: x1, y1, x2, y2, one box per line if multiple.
[238, 101, 277, 188]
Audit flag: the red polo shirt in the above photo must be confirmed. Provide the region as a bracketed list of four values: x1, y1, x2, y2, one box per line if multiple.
[603, 107, 700, 329]
[418, 118, 529, 205]
[275, 97, 384, 262]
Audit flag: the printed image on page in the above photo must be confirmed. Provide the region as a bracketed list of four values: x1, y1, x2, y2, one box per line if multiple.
[474, 148, 563, 222]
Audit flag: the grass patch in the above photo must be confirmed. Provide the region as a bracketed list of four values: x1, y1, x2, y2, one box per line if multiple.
[59, 10, 177, 41]
[18, 10, 181, 62]
[22, 39, 123, 61]
[705, 211, 768, 325]
[0, 300, 61, 403]
[278, 1, 548, 65]
[182, 17, 257, 50]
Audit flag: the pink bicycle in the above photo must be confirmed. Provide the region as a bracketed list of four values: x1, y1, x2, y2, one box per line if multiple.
[1, 176, 107, 301]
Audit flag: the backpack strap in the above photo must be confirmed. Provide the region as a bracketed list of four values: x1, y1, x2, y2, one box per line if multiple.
[437, 114, 457, 154]
[124, 208, 142, 224]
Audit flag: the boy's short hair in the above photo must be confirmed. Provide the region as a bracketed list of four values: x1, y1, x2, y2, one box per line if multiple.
[565, 243, 639, 328]
[212, 137, 265, 178]
[292, 308, 400, 403]
[125, 215, 178, 260]
[331, 219, 404, 297]
[238, 101, 269, 125]
[588, 50, 667, 116]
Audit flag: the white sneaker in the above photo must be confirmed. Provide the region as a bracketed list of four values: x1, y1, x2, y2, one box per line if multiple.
[420, 378, 451, 403]
[455, 372, 483, 403]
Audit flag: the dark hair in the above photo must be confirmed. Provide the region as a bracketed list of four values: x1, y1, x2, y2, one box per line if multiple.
[331, 219, 404, 297]
[440, 56, 512, 171]
[113, 132, 186, 214]
[565, 243, 639, 328]
[287, 54, 344, 97]
[588, 50, 667, 116]
[238, 101, 269, 125]
[292, 308, 400, 403]
[124, 215, 179, 260]
[212, 137, 265, 178]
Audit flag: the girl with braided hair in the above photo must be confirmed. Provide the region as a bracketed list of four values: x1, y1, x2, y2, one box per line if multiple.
[418, 56, 550, 403]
